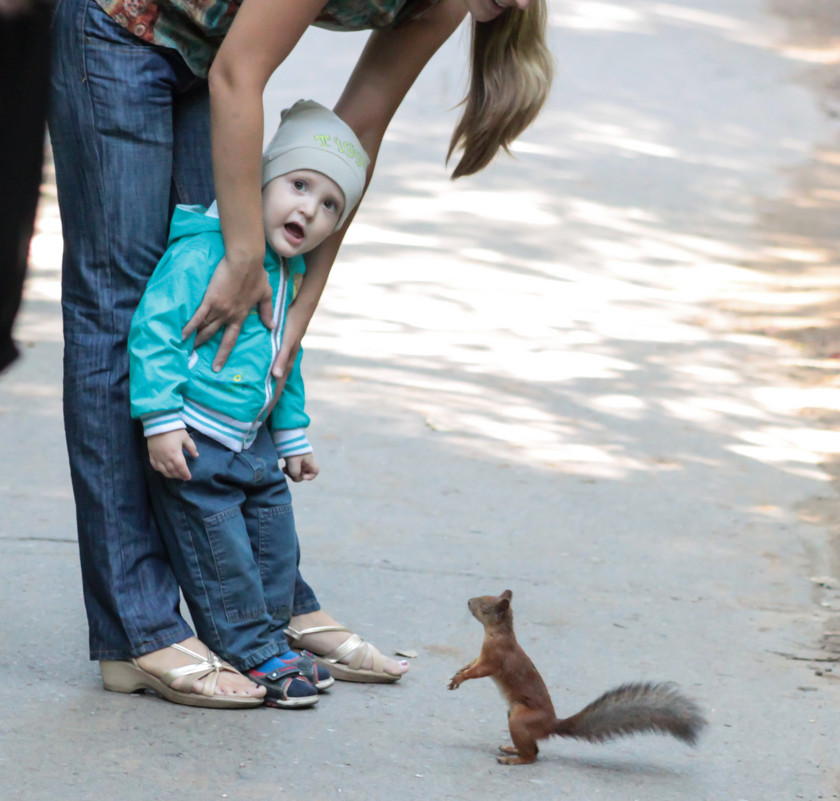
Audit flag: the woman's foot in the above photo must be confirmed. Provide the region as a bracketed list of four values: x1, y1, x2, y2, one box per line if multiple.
[135, 637, 266, 699]
[287, 611, 409, 680]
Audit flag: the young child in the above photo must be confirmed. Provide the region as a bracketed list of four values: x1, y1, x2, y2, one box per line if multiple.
[128, 100, 369, 709]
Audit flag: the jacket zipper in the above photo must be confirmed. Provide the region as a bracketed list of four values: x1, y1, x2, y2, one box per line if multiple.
[257, 265, 287, 425]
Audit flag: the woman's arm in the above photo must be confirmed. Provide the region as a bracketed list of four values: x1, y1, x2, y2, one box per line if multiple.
[188, 0, 467, 373]
[183, 0, 329, 369]
[273, 0, 468, 379]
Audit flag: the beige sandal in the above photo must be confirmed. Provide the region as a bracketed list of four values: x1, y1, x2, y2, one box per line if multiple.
[100, 643, 264, 708]
[284, 625, 403, 684]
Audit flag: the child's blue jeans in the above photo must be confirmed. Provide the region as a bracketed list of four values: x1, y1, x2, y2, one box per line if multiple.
[147, 426, 313, 671]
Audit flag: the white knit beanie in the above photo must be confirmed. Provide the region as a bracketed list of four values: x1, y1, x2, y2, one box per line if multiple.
[261, 99, 369, 230]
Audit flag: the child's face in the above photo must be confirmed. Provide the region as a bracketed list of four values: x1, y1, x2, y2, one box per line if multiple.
[263, 169, 345, 258]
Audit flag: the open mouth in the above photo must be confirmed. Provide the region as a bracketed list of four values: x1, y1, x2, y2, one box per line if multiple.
[284, 222, 305, 242]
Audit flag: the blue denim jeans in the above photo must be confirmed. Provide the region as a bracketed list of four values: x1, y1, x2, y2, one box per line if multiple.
[147, 427, 310, 671]
[48, 0, 319, 660]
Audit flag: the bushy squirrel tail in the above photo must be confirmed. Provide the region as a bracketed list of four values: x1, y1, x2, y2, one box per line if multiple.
[555, 682, 706, 746]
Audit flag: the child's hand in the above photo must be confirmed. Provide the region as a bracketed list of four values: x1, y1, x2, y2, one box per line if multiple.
[283, 452, 319, 482]
[147, 430, 198, 480]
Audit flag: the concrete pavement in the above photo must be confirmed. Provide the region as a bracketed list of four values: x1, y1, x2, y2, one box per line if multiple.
[2, 1, 840, 799]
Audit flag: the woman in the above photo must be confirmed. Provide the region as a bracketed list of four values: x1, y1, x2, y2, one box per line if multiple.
[48, 0, 552, 705]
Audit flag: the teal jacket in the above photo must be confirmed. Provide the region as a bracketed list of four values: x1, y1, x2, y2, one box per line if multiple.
[128, 204, 310, 456]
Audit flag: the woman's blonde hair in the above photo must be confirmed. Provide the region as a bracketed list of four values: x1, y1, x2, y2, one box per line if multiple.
[448, 0, 553, 178]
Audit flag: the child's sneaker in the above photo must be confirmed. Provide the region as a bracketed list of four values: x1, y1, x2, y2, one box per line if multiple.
[285, 650, 335, 691]
[247, 664, 318, 709]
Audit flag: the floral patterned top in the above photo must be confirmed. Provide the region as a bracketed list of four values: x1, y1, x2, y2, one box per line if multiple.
[94, 0, 442, 78]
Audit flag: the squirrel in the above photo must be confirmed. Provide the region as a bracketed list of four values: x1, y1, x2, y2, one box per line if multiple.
[448, 589, 707, 765]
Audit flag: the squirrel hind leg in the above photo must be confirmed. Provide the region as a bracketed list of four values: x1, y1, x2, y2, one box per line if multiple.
[497, 743, 540, 765]
[498, 712, 540, 765]
[497, 747, 538, 766]
[498, 754, 537, 765]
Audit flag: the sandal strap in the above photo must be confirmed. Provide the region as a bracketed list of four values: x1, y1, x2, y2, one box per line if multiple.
[336, 637, 389, 673]
[261, 665, 304, 683]
[285, 625, 389, 672]
[285, 625, 352, 640]
[321, 633, 366, 665]
[160, 643, 239, 698]
[169, 642, 211, 662]
[359, 643, 388, 674]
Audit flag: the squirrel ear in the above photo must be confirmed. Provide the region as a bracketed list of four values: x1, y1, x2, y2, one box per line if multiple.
[497, 596, 511, 613]
[500, 589, 513, 601]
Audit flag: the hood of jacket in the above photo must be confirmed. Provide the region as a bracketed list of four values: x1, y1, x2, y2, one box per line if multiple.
[167, 204, 224, 247]
[166, 204, 301, 277]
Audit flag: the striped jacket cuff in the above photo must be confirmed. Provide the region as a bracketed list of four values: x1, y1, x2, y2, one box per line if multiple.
[273, 428, 312, 458]
[141, 411, 186, 438]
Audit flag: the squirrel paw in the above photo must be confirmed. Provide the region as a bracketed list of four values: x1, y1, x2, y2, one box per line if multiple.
[497, 743, 537, 764]
[497, 754, 536, 766]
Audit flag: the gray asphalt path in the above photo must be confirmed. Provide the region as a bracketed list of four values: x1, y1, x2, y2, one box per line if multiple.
[2, 2, 839, 799]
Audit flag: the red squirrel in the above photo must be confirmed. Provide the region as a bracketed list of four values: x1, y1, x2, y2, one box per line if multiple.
[448, 590, 707, 765]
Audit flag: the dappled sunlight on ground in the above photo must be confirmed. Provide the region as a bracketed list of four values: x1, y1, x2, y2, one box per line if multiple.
[301, 2, 840, 495]
[12, 0, 840, 523]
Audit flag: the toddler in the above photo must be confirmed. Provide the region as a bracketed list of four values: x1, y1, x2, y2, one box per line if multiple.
[128, 100, 368, 708]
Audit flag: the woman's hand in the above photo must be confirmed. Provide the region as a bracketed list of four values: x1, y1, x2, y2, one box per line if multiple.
[181, 253, 274, 371]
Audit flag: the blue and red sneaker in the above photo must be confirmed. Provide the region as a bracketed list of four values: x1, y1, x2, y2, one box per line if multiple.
[247, 661, 318, 709]
[288, 650, 335, 692]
